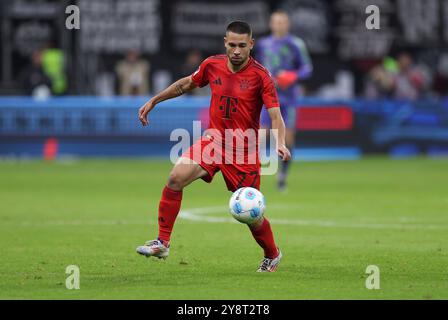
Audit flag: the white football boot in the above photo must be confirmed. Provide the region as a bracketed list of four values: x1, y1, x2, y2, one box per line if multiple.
[257, 249, 282, 272]
[136, 239, 170, 259]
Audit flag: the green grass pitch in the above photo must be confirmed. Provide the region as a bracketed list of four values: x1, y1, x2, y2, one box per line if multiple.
[0, 157, 447, 299]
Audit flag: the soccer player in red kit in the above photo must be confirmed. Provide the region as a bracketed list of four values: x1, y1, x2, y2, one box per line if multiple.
[136, 21, 291, 272]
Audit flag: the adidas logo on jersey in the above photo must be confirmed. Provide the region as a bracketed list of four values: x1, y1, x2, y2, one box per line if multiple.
[213, 78, 222, 85]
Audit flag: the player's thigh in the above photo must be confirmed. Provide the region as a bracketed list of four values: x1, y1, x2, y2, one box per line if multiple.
[168, 157, 209, 188]
[285, 128, 295, 147]
[282, 106, 296, 146]
[222, 165, 261, 192]
[281, 105, 296, 128]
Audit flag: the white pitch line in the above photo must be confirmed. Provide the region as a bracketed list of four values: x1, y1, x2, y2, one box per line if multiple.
[3, 206, 446, 230]
[4, 219, 153, 227]
[178, 206, 448, 230]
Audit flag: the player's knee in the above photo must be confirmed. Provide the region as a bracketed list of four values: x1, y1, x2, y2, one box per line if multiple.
[167, 172, 185, 191]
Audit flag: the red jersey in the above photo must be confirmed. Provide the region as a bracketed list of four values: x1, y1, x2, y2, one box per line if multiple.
[191, 54, 280, 135]
[183, 55, 279, 189]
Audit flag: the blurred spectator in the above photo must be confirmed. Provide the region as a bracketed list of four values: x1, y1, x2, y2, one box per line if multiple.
[116, 50, 150, 96]
[41, 44, 68, 95]
[21, 50, 52, 98]
[392, 52, 426, 101]
[364, 57, 396, 99]
[180, 50, 202, 77]
[365, 53, 429, 100]
[179, 49, 208, 96]
[433, 53, 448, 97]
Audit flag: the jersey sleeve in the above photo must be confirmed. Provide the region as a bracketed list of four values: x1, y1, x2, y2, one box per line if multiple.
[191, 58, 211, 88]
[261, 74, 280, 109]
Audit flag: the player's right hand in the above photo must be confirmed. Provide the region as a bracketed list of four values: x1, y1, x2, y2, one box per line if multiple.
[276, 71, 298, 90]
[138, 101, 154, 126]
[277, 144, 291, 162]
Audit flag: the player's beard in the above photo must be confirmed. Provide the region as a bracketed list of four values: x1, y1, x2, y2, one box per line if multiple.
[229, 56, 246, 66]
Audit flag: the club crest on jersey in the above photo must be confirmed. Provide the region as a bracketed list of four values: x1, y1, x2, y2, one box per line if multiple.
[239, 79, 250, 91]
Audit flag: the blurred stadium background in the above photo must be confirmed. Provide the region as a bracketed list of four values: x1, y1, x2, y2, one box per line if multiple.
[0, 0, 447, 159]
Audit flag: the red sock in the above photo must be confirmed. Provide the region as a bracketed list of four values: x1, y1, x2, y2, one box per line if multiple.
[157, 186, 183, 243]
[249, 218, 279, 259]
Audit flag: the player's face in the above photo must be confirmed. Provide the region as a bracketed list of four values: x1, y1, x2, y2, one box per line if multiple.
[224, 32, 254, 66]
[270, 13, 290, 37]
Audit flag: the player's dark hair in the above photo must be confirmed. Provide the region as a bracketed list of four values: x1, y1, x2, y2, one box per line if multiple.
[226, 21, 252, 38]
[272, 9, 289, 17]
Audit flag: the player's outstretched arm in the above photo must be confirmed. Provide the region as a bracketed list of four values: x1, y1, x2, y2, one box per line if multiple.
[138, 76, 198, 126]
[267, 108, 291, 161]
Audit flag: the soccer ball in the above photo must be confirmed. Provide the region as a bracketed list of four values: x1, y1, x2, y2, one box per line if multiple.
[229, 187, 266, 225]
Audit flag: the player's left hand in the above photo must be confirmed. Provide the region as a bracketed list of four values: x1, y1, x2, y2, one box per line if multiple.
[277, 145, 291, 161]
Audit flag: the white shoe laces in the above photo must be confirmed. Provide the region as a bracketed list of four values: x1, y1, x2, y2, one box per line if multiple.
[259, 257, 271, 271]
[145, 240, 160, 247]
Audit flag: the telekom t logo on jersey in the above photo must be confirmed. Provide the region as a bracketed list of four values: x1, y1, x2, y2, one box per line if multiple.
[219, 96, 238, 119]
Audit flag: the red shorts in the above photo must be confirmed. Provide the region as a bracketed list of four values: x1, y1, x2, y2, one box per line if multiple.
[182, 137, 261, 192]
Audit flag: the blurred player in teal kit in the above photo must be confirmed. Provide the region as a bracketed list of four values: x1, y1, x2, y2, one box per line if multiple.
[256, 10, 313, 191]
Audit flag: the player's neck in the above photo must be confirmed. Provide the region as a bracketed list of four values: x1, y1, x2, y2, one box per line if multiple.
[227, 57, 250, 73]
